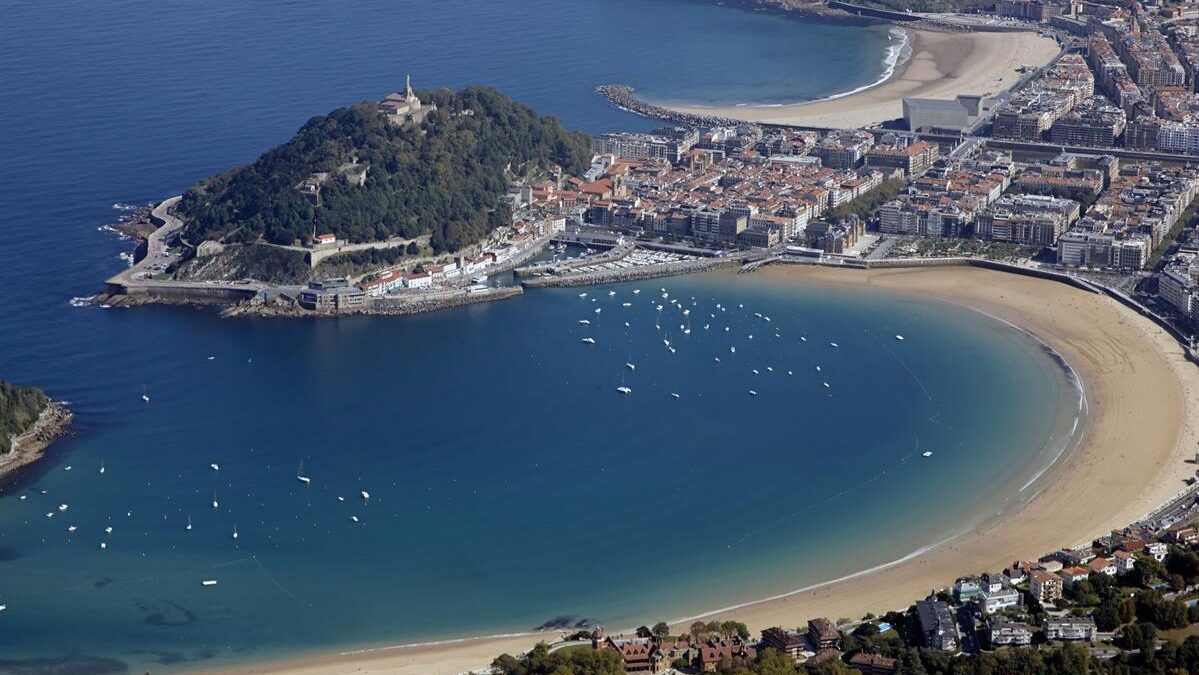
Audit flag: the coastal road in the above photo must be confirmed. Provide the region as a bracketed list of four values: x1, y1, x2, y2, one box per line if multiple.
[107, 195, 184, 287]
[105, 195, 266, 300]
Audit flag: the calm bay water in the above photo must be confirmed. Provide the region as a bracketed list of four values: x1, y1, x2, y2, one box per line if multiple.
[0, 1, 1078, 672]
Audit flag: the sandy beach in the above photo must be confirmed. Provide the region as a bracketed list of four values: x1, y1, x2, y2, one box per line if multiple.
[225, 265, 1199, 675]
[660, 29, 1061, 128]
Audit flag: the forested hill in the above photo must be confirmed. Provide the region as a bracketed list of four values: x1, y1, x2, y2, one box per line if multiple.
[0, 381, 49, 454]
[176, 86, 592, 252]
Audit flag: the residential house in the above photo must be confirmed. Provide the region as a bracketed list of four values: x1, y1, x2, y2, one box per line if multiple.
[1043, 616, 1097, 642]
[760, 627, 804, 662]
[807, 618, 841, 650]
[698, 638, 756, 673]
[980, 587, 1023, 613]
[848, 653, 898, 675]
[1145, 542, 1169, 562]
[954, 577, 983, 604]
[1113, 549, 1137, 574]
[988, 616, 1034, 647]
[1088, 557, 1117, 576]
[1030, 570, 1063, 605]
[915, 596, 961, 651]
[1060, 566, 1090, 589]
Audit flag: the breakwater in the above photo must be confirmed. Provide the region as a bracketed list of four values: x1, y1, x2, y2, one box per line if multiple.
[596, 84, 745, 128]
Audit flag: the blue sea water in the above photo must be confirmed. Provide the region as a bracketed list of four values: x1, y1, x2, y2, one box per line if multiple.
[0, 0, 1080, 672]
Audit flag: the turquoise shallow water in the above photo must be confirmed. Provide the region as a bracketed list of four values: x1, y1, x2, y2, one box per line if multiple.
[0, 1, 1081, 671]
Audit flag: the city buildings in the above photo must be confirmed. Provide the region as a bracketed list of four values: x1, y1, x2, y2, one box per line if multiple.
[297, 278, 368, 311]
[976, 193, 1081, 246]
[592, 127, 700, 164]
[877, 152, 1013, 238]
[549, 132, 893, 248]
[865, 138, 940, 176]
[992, 54, 1094, 141]
[1159, 252, 1199, 323]
[1058, 163, 1199, 270]
[813, 130, 874, 170]
[1049, 96, 1127, 146]
[903, 95, 989, 132]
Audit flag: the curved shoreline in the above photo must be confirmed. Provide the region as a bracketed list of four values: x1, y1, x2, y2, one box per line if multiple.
[217, 265, 1198, 675]
[653, 29, 1062, 129]
[652, 26, 912, 113]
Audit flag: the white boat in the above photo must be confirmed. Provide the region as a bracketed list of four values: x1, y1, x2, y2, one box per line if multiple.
[186, 515, 192, 531]
[209, 462, 220, 472]
[621, 302, 631, 307]
[668, 347, 676, 354]
[766, 367, 773, 372]
[578, 319, 590, 325]
[212, 491, 219, 510]
[800, 337, 807, 342]
[608, 291, 616, 296]
[787, 370, 793, 376]
[67, 525, 77, 532]
[752, 369, 759, 375]
[201, 580, 218, 586]
[351, 515, 360, 523]
[207, 356, 215, 361]
[714, 357, 721, 363]
[922, 451, 933, 458]
[671, 393, 680, 399]
[823, 382, 830, 389]
[748, 390, 758, 396]
[830, 342, 839, 348]
[616, 385, 632, 395]
[296, 461, 311, 484]
[99, 542, 107, 550]
[0, 605, 6, 612]
[729, 346, 735, 353]
[578, 292, 588, 298]
[361, 490, 370, 502]
[815, 365, 821, 372]
[99, 461, 105, 475]
[232, 525, 238, 540]
[633, 289, 641, 294]
[625, 362, 635, 371]
[594, 308, 601, 314]
[895, 334, 905, 341]
[581, 337, 596, 344]
[64, 466, 72, 471]
[58, 503, 68, 512]
[472, 275, 487, 284]
[105, 526, 113, 534]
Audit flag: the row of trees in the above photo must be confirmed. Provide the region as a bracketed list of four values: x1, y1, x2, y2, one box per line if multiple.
[177, 86, 591, 254]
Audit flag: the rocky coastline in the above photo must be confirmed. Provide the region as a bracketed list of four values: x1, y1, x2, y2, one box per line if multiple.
[0, 402, 73, 481]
